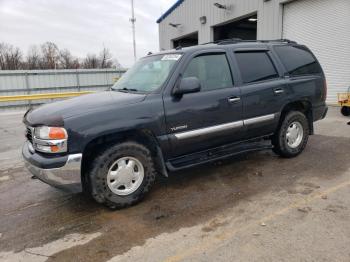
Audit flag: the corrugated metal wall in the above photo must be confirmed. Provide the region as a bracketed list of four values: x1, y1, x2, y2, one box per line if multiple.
[282, 0, 350, 103]
[158, 0, 291, 50]
[0, 69, 125, 110]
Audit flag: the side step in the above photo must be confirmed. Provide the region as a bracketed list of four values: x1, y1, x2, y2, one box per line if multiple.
[166, 138, 273, 171]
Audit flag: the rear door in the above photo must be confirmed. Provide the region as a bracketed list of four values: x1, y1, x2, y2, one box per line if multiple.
[233, 49, 289, 138]
[163, 50, 243, 157]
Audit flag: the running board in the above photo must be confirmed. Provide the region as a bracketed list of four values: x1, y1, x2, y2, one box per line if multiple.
[166, 138, 273, 171]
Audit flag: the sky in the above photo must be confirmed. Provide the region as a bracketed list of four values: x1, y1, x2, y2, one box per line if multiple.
[0, 0, 174, 68]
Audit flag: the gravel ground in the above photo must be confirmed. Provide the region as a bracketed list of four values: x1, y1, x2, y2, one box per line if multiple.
[0, 106, 349, 262]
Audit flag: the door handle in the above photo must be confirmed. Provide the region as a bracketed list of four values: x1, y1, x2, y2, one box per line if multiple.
[228, 96, 241, 103]
[274, 88, 284, 94]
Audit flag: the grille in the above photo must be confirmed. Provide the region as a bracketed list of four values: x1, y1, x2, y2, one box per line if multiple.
[26, 127, 33, 144]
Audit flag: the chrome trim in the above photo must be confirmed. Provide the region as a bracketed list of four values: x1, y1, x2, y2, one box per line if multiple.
[24, 152, 83, 193]
[173, 113, 277, 140]
[243, 114, 276, 126]
[174, 121, 243, 140]
[228, 97, 241, 103]
[274, 88, 285, 94]
[33, 137, 67, 146]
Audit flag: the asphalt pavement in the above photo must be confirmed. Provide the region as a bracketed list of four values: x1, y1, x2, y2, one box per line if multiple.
[0, 106, 349, 262]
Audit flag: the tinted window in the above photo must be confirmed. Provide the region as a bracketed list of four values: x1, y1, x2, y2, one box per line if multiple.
[235, 52, 279, 84]
[183, 53, 233, 91]
[274, 45, 322, 76]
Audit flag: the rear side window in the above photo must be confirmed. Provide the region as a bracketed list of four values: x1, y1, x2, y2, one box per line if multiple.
[183, 53, 233, 91]
[235, 52, 279, 84]
[274, 45, 322, 76]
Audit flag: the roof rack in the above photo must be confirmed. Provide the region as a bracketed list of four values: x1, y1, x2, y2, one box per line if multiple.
[202, 38, 297, 46]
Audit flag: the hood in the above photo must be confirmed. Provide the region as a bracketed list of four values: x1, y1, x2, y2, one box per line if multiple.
[25, 91, 146, 126]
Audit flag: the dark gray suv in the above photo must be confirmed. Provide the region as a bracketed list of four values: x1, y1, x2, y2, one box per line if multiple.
[23, 39, 328, 208]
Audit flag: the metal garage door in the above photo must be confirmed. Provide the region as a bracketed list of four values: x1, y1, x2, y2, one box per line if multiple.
[282, 0, 350, 104]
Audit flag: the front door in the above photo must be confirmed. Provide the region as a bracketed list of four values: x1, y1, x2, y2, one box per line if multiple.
[163, 51, 243, 158]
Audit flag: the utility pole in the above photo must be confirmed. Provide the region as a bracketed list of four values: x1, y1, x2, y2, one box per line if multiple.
[130, 0, 137, 62]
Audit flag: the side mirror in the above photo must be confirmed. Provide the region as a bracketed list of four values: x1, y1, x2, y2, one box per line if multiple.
[173, 77, 201, 96]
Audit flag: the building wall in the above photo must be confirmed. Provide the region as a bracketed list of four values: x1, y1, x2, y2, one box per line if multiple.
[158, 0, 292, 50]
[158, 0, 349, 103]
[282, 0, 350, 103]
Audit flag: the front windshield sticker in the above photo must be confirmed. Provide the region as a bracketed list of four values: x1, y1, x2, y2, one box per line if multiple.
[161, 54, 182, 61]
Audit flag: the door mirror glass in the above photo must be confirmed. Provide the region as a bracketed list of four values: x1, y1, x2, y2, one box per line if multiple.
[173, 77, 201, 96]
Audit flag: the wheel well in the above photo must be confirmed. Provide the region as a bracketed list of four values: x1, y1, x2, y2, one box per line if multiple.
[279, 101, 313, 134]
[81, 129, 166, 190]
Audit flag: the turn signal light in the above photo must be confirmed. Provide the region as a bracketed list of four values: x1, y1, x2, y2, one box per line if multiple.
[48, 127, 67, 140]
[50, 145, 60, 152]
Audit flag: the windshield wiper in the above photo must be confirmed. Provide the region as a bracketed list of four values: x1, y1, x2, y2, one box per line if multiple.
[115, 87, 138, 92]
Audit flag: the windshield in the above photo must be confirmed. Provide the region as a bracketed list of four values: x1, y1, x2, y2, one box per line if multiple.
[111, 54, 182, 92]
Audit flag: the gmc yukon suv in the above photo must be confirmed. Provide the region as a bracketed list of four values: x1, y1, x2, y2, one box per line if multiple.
[23, 39, 328, 208]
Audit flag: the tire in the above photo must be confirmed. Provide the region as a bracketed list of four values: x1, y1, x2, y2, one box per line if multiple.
[341, 106, 350, 116]
[88, 142, 156, 209]
[272, 111, 309, 158]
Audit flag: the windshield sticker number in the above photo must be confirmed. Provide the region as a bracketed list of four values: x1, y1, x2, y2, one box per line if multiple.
[161, 54, 182, 61]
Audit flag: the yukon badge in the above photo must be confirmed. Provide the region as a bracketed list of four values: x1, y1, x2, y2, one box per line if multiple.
[170, 125, 188, 132]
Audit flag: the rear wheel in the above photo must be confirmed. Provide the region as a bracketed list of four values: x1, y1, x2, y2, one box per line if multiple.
[88, 142, 156, 209]
[272, 111, 309, 158]
[341, 106, 350, 116]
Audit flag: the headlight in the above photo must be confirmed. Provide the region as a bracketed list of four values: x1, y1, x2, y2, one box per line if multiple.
[32, 126, 68, 153]
[34, 126, 67, 140]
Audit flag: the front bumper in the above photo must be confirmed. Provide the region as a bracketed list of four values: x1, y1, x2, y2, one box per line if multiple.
[22, 141, 83, 193]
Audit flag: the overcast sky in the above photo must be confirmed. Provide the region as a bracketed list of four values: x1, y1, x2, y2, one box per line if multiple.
[0, 0, 174, 67]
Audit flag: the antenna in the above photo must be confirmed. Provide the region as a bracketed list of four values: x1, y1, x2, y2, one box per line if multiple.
[130, 0, 137, 62]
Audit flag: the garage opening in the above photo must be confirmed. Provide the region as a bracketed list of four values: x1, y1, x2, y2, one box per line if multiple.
[213, 14, 257, 42]
[172, 32, 198, 48]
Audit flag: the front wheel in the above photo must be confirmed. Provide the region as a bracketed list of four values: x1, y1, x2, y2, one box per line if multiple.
[88, 142, 156, 209]
[341, 106, 350, 116]
[272, 111, 309, 158]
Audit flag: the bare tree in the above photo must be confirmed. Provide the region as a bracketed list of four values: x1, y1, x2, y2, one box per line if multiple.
[71, 58, 81, 69]
[0, 43, 6, 70]
[0, 42, 122, 70]
[0, 43, 23, 70]
[99, 47, 113, 68]
[40, 42, 59, 69]
[83, 54, 100, 69]
[26, 45, 41, 70]
[112, 58, 123, 70]
[59, 48, 75, 69]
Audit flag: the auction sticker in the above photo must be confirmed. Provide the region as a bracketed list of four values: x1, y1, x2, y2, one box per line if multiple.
[161, 54, 182, 61]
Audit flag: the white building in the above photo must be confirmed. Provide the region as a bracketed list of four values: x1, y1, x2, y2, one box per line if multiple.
[157, 0, 350, 103]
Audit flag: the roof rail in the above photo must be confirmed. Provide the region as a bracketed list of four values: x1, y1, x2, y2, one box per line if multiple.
[201, 38, 297, 46]
[201, 38, 242, 45]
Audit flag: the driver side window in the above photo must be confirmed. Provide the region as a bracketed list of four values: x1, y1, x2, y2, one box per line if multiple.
[183, 53, 233, 91]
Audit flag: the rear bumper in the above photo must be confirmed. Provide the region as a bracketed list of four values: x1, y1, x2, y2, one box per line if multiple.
[22, 141, 82, 193]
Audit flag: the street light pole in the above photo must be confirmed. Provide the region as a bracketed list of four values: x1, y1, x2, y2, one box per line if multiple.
[130, 0, 137, 62]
